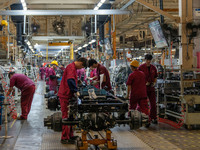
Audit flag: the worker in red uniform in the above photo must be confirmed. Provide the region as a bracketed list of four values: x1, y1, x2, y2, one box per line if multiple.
[49, 61, 58, 93]
[88, 59, 112, 91]
[58, 57, 88, 144]
[39, 65, 45, 80]
[139, 54, 158, 124]
[7, 72, 35, 120]
[126, 60, 149, 116]
[45, 65, 50, 85]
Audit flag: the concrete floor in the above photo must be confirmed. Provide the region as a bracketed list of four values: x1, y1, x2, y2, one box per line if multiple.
[0, 81, 200, 150]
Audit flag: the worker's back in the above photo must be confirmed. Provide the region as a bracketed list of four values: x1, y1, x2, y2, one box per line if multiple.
[127, 70, 147, 99]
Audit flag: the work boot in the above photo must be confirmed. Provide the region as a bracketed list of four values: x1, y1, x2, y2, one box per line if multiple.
[17, 116, 27, 120]
[152, 119, 158, 124]
[70, 136, 79, 140]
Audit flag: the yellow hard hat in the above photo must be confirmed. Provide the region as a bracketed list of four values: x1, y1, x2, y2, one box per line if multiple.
[51, 60, 58, 66]
[130, 60, 139, 67]
[1, 20, 8, 26]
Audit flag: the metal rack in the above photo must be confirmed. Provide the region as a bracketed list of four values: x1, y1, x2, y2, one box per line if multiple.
[162, 66, 200, 128]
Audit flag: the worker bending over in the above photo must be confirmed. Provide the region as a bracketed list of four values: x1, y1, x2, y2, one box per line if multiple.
[58, 57, 88, 144]
[49, 61, 58, 93]
[126, 60, 149, 117]
[7, 72, 35, 120]
[88, 59, 112, 91]
[139, 54, 158, 124]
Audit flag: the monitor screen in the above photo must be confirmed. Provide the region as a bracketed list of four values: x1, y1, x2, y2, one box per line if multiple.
[149, 20, 168, 48]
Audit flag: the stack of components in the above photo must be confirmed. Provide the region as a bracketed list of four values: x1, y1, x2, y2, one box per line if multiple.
[160, 70, 200, 126]
[45, 91, 60, 111]
[44, 85, 149, 131]
[110, 65, 131, 97]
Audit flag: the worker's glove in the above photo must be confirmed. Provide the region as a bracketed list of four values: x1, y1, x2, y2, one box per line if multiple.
[146, 82, 151, 86]
[87, 77, 93, 80]
[74, 92, 80, 98]
[92, 80, 99, 86]
[151, 82, 156, 87]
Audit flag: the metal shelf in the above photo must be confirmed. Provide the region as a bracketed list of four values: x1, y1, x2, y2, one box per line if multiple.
[165, 79, 200, 83]
[165, 95, 180, 99]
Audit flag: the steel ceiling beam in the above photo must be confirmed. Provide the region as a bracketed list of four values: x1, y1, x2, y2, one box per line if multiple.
[0, 10, 130, 16]
[0, 0, 19, 10]
[120, 0, 136, 10]
[135, 0, 180, 23]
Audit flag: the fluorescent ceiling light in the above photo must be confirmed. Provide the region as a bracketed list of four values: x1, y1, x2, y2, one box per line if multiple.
[24, 6, 27, 10]
[97, 2, 103, 7]
[94, 6, 99, 10]
[27, 41, 31, 46]
[83, 44, 88, 48]
[21, 0, 25, 3]
[74, 50, 78, 52]
[78, 47, 82, 50]
[101, 0, 106, 3]
[91, 39, 96, 43]
[22, 2, 26, 7]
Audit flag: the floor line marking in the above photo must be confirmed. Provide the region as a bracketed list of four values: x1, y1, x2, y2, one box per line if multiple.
[10, 113, 19, 128]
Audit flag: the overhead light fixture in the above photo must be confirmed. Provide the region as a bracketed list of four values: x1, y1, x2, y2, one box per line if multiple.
[78, 47, 82, 50]
[101, 0, 106, 3]
[24, 6, 27, 10]
[74, 50, 78, 52]
[22, 3, 26, 7]
[97, 2, 103, 7]
[89, 39, 96, 44]
[83, 44, 88, 48]
[94, 0, 106, 10]
[27, 41, 31, 46]
[94, 6, 98, 10]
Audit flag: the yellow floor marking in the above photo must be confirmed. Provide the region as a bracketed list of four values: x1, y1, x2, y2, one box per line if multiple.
[10, 113, 19, 128]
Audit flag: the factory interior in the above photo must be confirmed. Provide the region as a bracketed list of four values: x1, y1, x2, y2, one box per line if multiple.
[0, 0, 200, 150]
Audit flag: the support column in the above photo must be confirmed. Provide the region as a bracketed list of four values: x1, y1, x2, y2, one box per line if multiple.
[179, 0, 193, 69]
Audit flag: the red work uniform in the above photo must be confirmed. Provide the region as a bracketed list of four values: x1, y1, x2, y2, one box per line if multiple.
[90, 69, 99, 89]
[60, 67, 65, 71]
[139, 63, 158, 120]
[126, 69, 149, 115]
[58, 62, 77, 140]
[45, 67, 50, 85]
[48, 68, 57, 93]
[10, 74, 35, 119]
[39, 67, 45, 80]
[96, 64, 112, 91]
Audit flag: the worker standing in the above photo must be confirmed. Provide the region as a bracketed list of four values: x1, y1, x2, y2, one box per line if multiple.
[88, 59, 112, 91]
[39, 65, 45, 80]
[7, 72, 35, 120]
[45, 65, 50, 85]
[58, 57, 88, 144]
[49, 61, 58, 93]
[139, 54, 158, 124]
[126, 60, 149, 117]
